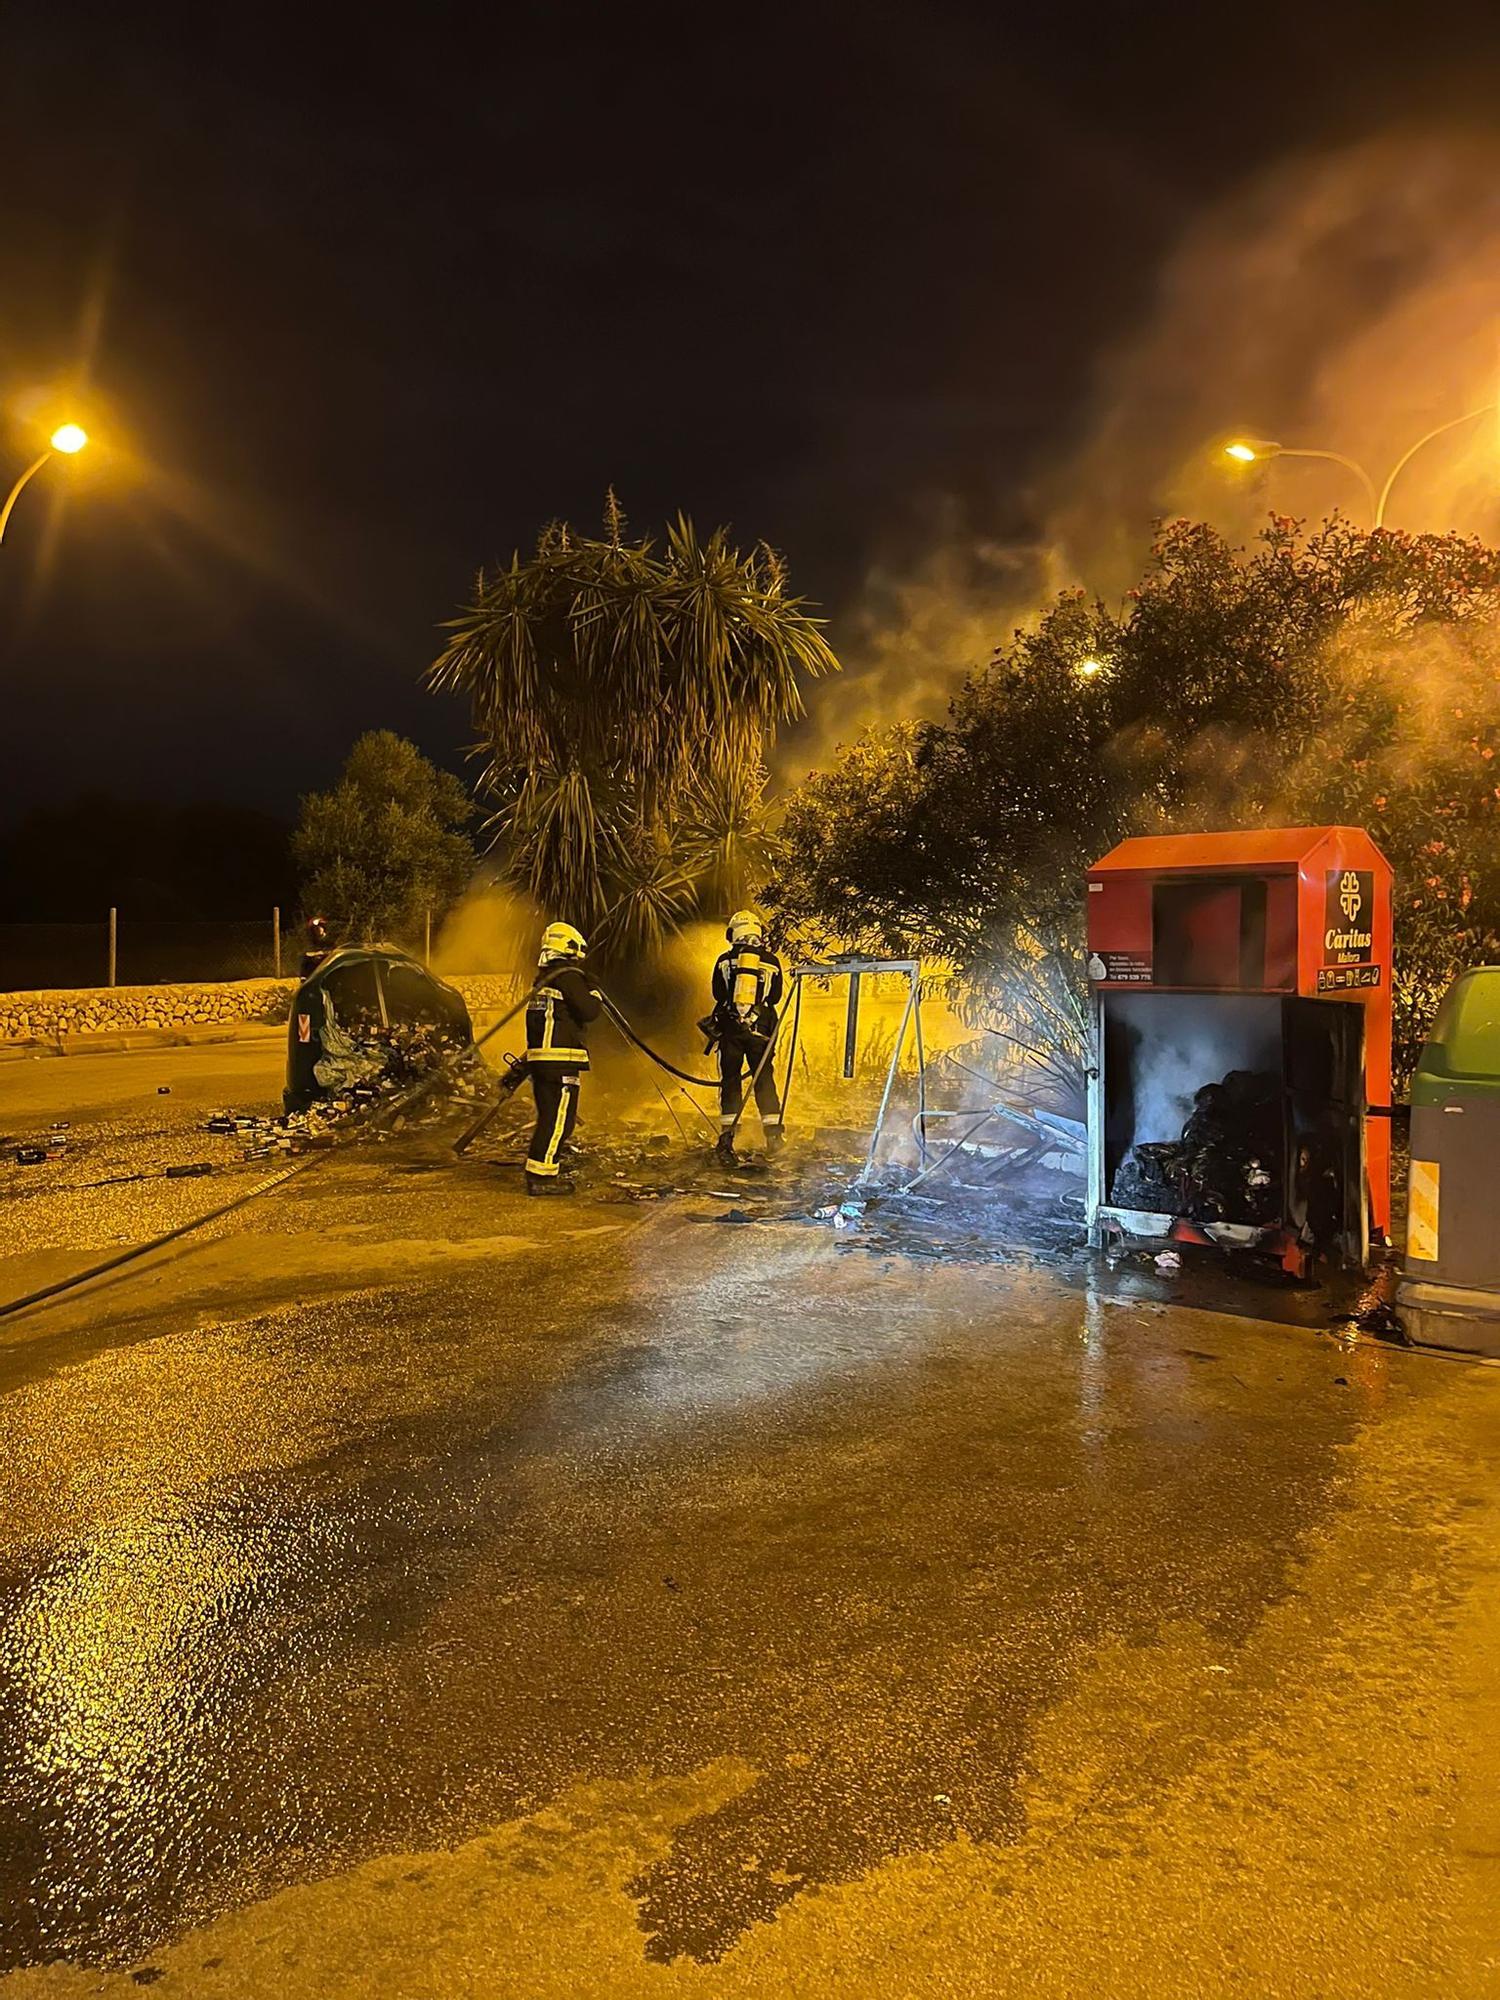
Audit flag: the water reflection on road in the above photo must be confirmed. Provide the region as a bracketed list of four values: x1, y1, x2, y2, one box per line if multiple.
[0, 1086, 1447, 1979]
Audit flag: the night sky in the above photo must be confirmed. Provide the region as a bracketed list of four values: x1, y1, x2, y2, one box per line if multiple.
[4, 2, 1500, 834]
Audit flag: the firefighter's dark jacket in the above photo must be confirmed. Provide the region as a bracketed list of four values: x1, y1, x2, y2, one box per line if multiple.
[526, 959, 602, 1068]
[710, 947, 784, 1037]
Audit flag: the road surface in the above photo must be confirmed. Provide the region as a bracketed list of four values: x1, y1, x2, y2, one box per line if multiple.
[0, 1035, 1497, 1997]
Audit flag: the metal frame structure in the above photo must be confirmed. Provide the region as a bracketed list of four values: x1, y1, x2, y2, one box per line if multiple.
[788, 957, 929, 1185]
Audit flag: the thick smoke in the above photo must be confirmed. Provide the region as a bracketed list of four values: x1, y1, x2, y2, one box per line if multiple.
[801, 125, 1500, 765]
[1117, 996, 1282, 1146]
[431, 878, 539, 981]
[1049, 126, 1500, 588]
[803, 505, 1056, 760]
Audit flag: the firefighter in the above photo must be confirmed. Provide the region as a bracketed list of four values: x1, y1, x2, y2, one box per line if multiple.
[707, 909, 784, 1164]
[523, 921, 601, 1196]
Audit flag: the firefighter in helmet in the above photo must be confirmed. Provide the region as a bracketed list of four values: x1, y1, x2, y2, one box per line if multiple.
[523, 921, 601, 1196]
[706, 909, 784, 1163]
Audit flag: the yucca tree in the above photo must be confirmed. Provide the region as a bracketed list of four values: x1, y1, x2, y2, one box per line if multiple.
[428, 498, 837, 957]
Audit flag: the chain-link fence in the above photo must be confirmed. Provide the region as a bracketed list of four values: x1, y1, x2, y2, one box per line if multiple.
[0, 911, 289, 992]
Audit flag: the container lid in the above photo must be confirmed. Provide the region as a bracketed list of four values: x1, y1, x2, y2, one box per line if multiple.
[1414, 969, 1500, 1091]
[1090, 825, 1392, 876]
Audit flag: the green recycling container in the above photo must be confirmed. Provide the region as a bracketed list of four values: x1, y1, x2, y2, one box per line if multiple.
[1398, 967, 1500, 1355]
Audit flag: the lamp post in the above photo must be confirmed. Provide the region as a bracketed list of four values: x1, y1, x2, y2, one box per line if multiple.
[1221, 405, 1493, 528]
[0, 424, 89, 547]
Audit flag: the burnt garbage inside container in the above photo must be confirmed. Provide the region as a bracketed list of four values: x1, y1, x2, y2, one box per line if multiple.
[1103, 994, 1354, 1240]
[1104, 993, 1283, 1226]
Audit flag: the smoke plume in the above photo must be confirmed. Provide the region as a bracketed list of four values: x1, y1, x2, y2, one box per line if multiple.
[803, 124, 1500, 764]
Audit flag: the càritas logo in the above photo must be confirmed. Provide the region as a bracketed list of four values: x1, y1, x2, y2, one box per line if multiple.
[1324, 867, 1374, 964]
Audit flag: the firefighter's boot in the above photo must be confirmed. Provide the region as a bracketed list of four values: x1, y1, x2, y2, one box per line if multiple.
[765, 1127, 785, 1157]
[714, 1132, 738, 1168]
[526, 1173, 576, 1197]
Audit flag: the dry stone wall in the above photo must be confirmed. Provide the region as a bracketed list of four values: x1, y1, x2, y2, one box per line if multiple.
[0, 980, 296, 1044]
[443, 975, 526, 1015]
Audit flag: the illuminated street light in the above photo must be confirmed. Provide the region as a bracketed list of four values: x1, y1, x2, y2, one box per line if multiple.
[1077, 657, 1107, 678]
[1220, 406, 1494, 527]
[1222, 436, 1377, 518]
[0, 421, 91, 547]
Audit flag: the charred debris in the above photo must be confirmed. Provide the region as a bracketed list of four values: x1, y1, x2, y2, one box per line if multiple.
[1110, 1068, 1284, 1226]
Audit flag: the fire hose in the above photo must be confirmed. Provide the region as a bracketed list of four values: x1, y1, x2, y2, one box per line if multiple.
[598, 983, 802, 1151]
[595, 993, 721, 1088]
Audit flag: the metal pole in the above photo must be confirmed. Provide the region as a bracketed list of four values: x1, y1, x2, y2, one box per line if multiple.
[1270, 447, 1377, 524]
[776, 975, 806, 1126]
[1085, 993, 1105, 1244]
[1375, 405, 1493, 527]
[0, 452, 52, 547]
[107, 907, 117, 988]
[842, 972, 861, 1080]
[272, 905, 282, 979]
[859, 980, 916, 1186]
[912, 970, 929, 1158]
[896, 1107, 1003, 1196]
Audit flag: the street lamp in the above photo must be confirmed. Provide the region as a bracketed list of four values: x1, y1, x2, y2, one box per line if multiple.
[0, 423, 90, 547]
[1221, 405, 1494, 528]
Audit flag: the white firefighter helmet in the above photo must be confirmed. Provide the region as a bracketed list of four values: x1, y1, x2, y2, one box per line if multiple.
[727, 908, 765, 946]
[538, 920, 587, 966]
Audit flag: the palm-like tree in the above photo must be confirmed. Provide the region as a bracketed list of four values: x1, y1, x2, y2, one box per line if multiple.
[428, 500, 837, 956]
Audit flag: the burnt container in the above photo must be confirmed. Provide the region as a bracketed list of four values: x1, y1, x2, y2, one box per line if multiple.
[1086, 827, 1394, 1277]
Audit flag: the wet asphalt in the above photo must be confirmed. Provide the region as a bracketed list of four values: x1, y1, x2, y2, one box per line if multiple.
[0, 1036, 1497, 1997]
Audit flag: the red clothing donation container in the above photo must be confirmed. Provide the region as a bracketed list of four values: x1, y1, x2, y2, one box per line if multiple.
[1085, 827, 1393, 1275]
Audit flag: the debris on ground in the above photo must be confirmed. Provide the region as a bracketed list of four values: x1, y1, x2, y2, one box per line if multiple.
[7, 1120, 77, 1167]
[1327, 1263, 1413, 1346]
[781, 1150, 1088, 1268]
[1345, 1301, 1411, 1344]
[198, 1036, 495, 1165]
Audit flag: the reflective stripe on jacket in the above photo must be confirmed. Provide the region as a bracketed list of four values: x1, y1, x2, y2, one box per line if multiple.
[525, 961, 602, 1067]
